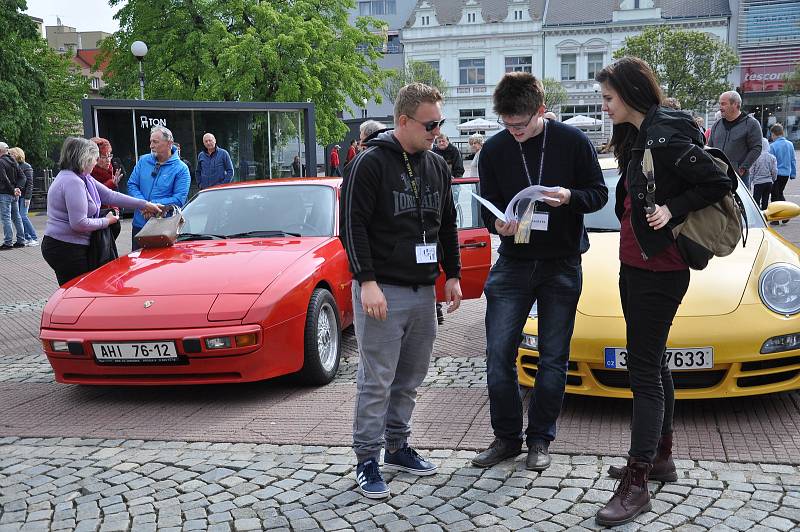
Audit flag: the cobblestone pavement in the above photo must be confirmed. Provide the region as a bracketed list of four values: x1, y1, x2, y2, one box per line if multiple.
[2, 437, 800, 532]
[1, 173, 799, 530]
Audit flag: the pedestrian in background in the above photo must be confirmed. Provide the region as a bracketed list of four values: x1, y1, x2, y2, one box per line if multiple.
[0, 142, 26, 250]
[90, 137, 123, 241]
[340, 82, 462, 499]
[292, 155, 303, 177]
[750, 137, 778, 210]
[127, 126, 191, 251]
[473, 71, 607, 471]
[464, 133, 483, 178]
[708, 90, 762, 188]
[595, 57, 731, 526]
[769, 123, 798, 224]
[359, 120, 386, 150]
[329, 145, 341, 176]
[8, 147, 37, 246]
[345, 139, 358, 166]
[41, 137, 161, 285]
[196, 133, 233, 190]
[432, 134, 464, 178]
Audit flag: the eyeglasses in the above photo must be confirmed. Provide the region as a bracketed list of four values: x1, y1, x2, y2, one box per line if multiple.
[151, 162, 162, 177]
[497, 114, 535, 131]
[98, 154, 113, 160]
[407, 116, 446, 132]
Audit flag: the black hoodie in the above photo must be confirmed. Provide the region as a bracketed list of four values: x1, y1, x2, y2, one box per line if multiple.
[339, 131, 461, 286]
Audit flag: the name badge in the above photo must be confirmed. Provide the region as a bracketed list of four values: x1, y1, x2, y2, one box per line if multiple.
[531, 212, 549, 231]
[415, 243, 437, 264]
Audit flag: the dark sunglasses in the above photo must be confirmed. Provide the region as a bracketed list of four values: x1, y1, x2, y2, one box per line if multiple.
[151, 162, 162, 177]
[408, 116, 446, 132]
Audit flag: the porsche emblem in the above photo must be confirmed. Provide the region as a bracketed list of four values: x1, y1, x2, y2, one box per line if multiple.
[144, 300, 154, 309]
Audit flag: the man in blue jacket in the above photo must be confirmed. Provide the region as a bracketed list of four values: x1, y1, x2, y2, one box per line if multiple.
[128, 126, 191, 250]
[769, 123, 797, 221]
[196, 133, 234, 189]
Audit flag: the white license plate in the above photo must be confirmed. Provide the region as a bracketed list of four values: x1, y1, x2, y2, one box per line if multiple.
[93, 342, 178, 362]
[604, 347, 713, 371]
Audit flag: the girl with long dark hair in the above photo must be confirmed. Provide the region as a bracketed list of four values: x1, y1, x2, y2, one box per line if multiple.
[593, 57, 731, 526]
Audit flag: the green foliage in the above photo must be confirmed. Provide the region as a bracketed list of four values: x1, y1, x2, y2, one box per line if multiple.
[784, 62, 800, 96]
[0, 0, 87, 166]
[541, 78, 567, 112]
[614, 26, 739, 112]
[382, 60, 449, 103]
[100, 0, 389, 145]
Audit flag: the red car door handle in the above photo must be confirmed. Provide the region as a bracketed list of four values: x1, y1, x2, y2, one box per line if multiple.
[460, 241, 487, 249]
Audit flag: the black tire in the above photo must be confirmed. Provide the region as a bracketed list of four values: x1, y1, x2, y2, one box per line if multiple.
[299, 288, 341, 385]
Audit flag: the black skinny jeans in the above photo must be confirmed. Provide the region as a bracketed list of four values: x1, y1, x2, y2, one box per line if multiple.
[771, 175, 790, 203]
[619, 263, 690, 463]
[41, 235, 90, 286]
[752, 182, 773, 210]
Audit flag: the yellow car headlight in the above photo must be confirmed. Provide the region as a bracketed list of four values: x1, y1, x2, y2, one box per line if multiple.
[761, 333, 800, 354]
[759, 263, 800, 316]
[520, 334, 538, 350]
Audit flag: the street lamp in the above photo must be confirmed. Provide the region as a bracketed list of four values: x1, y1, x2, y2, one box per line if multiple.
[130, 40, 148, 100]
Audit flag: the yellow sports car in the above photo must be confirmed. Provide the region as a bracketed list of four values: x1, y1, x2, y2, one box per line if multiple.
[517, 157, 800, 399]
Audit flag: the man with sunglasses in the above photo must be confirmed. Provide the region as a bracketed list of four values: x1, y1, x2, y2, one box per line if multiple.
[127, 126, 191, 251]
[473, 72, 607, 471]
[340, 82, 462, 500]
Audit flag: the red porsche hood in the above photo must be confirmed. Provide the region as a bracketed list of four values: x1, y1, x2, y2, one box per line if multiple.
[63, 238, 331, 298]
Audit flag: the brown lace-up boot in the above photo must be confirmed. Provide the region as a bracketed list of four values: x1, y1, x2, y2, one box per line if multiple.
[607, 433, 677, 482]
[596, 459, 652, 527]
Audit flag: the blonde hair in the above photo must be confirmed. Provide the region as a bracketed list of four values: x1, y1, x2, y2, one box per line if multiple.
[8, 147, 25, 163]
[468, 133, 484, 146]
[394, 83, 443, 122]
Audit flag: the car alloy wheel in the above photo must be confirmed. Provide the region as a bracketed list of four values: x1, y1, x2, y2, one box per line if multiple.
[300, 288, 341, 385]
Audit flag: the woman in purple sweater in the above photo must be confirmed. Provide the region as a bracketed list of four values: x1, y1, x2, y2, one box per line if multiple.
[42, 137, 161, 285]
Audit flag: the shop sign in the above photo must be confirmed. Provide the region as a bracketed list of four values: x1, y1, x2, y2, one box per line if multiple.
[742, 65, 793, 93]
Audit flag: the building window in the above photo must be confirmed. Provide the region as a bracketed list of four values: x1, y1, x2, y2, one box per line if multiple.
[467, 12, 477, 23]
[386, 34, 402, 54]
[359, 0, 396, 15]
[459, 58, 485, 85]
[514, 9, 524, 20]
[560, 53, 577, 81]
[561, 104, 602, 127]
[421, 15, 430, 25]
[587, 52, 604, 80]
[90, 77, 100, 90]
[505, 56, 533, 73]
[424, 60, 440, 73]
[460, 109, 486, 134]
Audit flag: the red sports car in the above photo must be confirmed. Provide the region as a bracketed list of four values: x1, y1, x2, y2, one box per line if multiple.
[40, 178, 491, 385]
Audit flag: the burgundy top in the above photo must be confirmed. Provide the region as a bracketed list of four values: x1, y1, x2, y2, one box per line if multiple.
[619, 179, 687, 271]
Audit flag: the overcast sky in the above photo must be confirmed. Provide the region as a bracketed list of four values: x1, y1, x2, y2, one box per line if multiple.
[24, 0, 125, 33]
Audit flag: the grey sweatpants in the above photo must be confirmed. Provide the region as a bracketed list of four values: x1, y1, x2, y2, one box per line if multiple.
[352, 282, 437, 463]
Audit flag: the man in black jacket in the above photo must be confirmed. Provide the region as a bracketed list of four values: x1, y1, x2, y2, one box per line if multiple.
[432, 134, 464, 178]
[0, 142, 27, 249]
[340, 82, 462, 500]
[473, 72, 608, 471]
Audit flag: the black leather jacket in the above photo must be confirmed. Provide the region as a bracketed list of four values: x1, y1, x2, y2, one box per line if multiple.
[615, 106, 731, 260]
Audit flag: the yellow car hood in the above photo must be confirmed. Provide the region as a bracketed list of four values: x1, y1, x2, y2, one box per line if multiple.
[578, 231, 764, 318]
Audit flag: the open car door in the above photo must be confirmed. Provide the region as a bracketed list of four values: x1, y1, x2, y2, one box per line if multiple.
[436, 178, 491, 301]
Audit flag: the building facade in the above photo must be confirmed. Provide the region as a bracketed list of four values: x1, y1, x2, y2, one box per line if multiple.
[45, 22, 111, 99]
[735, 0, 800, 143]
[401, 0, 731, 147]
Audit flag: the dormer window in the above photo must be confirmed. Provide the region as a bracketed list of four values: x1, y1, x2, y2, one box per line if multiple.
[467, 12, 477, 22]
[513, 9, 524, 20]
[421, 15, 430, 25]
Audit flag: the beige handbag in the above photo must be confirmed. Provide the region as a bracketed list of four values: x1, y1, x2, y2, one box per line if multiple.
[134, 205, 184, 248]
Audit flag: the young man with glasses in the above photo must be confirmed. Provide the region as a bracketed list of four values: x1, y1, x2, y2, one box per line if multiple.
[473, 72, 607, 471]
[127, 126, 191, 250]
[340, 82, 462, 499]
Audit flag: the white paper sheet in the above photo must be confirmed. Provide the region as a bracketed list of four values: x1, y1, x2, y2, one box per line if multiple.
[504, 185, 561, 221]
[470, 192, 507, 222]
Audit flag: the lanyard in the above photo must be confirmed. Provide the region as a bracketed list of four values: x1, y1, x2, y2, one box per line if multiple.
[402, 151, 427, 244]
[518, 118, 548, 186]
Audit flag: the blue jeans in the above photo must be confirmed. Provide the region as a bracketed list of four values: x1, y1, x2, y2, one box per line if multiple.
[484, 254, 582, 446]
[0, 194, 25, 246]
[17, 197, 37, 241]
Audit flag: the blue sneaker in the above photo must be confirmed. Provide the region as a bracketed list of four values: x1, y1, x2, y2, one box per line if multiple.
[384, 446, 437, 476]
[355, 458, 390, 499]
